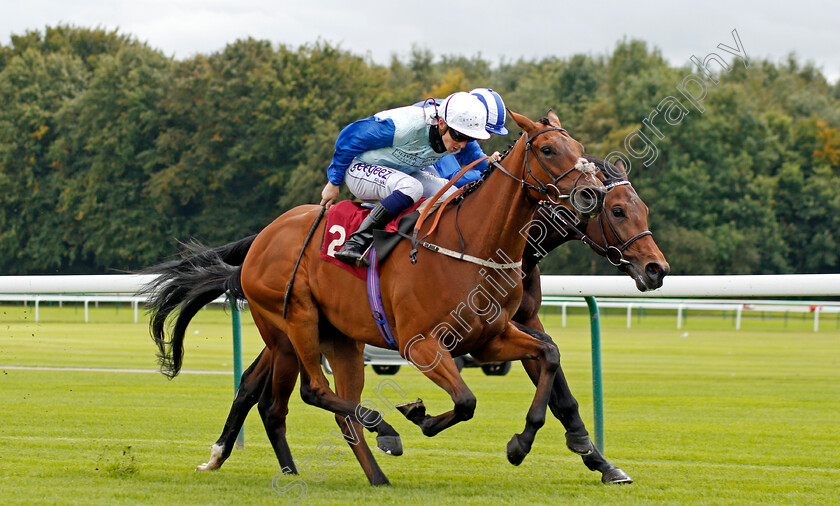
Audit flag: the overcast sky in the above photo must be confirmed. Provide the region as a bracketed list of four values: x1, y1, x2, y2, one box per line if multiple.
[2, 0, 838, 82]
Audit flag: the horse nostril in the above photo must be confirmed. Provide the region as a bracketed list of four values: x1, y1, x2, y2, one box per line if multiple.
[646, 262, 666, 280]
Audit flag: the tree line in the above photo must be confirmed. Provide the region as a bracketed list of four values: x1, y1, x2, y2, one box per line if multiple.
[1, 26, 838, 275]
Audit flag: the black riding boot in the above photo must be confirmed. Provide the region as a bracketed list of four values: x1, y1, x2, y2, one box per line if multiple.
[334, 203, 395, 267]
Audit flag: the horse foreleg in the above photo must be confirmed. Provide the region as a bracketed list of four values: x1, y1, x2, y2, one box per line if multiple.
[518, 320, 632, 484]
[517, 317, 592, 454]
[326, 336, 391, 486]
[396, 338, 477, 437]
[196, 348, 273, 471]
[471, 322, 559, 466]
[521, 356, 592, 453]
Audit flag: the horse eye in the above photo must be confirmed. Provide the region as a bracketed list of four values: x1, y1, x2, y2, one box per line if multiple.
[540, 146, 552, 155]
[611, 207, 625, 218]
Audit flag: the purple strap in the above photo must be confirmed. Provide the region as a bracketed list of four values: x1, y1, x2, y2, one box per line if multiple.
[366, 248, 398, 349]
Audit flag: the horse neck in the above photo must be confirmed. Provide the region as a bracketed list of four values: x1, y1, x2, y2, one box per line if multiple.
[520, 169, 616, 272]
[521, 206, 583, 273]
[453, 136, 537, 263]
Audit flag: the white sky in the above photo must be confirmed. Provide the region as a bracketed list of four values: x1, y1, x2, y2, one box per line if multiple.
[2, 0, 838, 82]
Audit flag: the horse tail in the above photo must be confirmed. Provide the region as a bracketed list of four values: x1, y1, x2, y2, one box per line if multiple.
[138, 235, 256, 378]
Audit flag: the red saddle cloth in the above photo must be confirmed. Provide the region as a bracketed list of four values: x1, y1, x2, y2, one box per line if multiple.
[320, 200, 424, 280]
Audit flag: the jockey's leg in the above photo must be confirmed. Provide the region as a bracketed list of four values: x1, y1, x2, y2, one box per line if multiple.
[337, 161, 422, 266]
[416, 167, 459, 199]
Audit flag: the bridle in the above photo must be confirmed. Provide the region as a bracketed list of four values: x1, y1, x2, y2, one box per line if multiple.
[491, 126, 601, 208]
[402, 126, 601, 268]
[540, 178, 653, 267]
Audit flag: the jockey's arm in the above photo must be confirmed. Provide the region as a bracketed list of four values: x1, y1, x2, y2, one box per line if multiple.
[321, 116, 395, 207]
[434, 156, 480, 188]
[326, 116, 395, 186]
[455, 140, 490, 172]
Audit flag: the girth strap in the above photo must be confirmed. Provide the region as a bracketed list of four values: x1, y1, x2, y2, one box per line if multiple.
[366, 247, 398, 349]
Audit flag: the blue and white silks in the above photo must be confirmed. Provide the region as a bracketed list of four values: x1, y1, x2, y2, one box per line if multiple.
[326, 104, 489, 187]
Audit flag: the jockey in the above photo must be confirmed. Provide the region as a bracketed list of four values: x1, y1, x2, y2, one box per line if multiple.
[320, 91, 491, 266]
[432, 88, 509, 187]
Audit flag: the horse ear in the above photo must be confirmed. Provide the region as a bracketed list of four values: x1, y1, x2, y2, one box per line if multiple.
[614, 158, 626, 173]
[546, 109, 562, 127]
[508, 109, 538, 132]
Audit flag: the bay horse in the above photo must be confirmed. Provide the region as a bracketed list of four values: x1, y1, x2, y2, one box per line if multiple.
[144, 110, 608, 485]
[170, 154, 667, 484]
[145, 139, 667, 486]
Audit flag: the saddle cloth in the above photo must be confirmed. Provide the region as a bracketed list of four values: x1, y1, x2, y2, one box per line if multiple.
[320, 200, 422, 280]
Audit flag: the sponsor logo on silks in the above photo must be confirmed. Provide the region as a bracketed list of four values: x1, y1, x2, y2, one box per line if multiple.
[392, 149, 439, 168]
[349, 163, 391, 180]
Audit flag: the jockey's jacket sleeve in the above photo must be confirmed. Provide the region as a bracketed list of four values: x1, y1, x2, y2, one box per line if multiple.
[453, 140, 489, 179]
[433, 155, 482, 188]
[327, 116, 396, 186]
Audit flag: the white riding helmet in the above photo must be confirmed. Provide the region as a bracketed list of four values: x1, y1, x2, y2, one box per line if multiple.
[470, 88, 509, 135]
[437, 92, 491, 140]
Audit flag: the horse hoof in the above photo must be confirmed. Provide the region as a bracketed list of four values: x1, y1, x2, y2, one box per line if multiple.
[396, 399, 426, 423]
[565, 433, 594, 455]
[376, 435, 403, 456]
[602, 467, 633, 484]
[196, 443, 225, 471]
[506, 434, 528, 466]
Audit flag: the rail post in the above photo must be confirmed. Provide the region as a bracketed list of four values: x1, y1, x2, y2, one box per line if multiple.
[584, 296, 605, 453]
[231, 299, 245, 448]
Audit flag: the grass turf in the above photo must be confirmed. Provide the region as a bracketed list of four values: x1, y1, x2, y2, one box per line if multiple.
[0, 303, 838, 504]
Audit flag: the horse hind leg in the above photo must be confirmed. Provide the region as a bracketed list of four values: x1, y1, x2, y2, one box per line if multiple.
[253, 301, 404, 460]
[325, 334, 391, 486]
[258, 332, 300, 474]
[295, 355, 404, 459]
[196, 348, 273, 471]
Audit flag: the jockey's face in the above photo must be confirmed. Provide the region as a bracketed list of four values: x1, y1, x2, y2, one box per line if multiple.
[438, 119, 471, 153]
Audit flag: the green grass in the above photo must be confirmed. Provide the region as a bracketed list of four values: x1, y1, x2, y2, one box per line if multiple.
[1, 304, 839, 504]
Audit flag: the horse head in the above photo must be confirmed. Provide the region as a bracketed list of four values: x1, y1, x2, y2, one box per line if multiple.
[582, 157, 670, 290]
[507, 109, 606, 220]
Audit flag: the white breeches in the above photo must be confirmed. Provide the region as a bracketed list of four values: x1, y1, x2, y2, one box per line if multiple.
[344, 160, 457, 203]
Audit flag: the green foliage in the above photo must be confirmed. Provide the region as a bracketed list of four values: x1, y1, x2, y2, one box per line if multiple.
[1, 27, 839, 274]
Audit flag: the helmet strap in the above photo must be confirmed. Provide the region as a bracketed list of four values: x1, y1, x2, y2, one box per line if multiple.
[429, 123, 446, 153]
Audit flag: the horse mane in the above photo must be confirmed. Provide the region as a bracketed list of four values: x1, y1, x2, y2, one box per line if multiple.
[582, 154, 628, 184]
